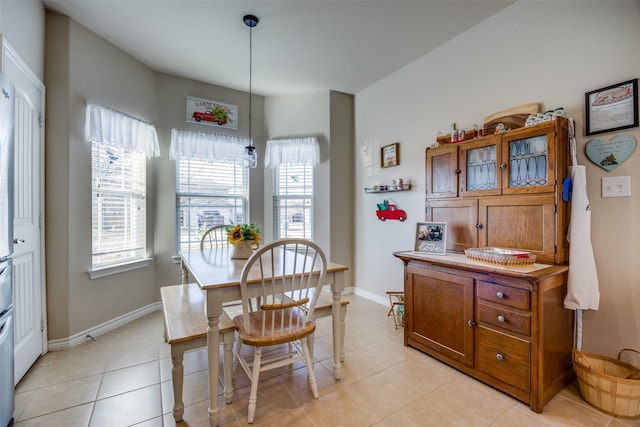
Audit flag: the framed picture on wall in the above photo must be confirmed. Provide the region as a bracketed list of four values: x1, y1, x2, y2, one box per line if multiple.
[186, 96, 238, 130]
[381, 142, 399, 168]
[415, 222, 447, 255]
[585, 78, 638, 136]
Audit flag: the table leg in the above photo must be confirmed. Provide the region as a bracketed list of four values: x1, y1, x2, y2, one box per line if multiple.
[181, 260, 189, 284]
[222, 330, 235, 404]
[332, 289, 343, 380]
[206, 312, 221, 426]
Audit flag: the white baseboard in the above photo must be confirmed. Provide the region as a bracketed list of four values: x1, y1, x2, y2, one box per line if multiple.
[352, 287, 389, 307]
[47, 302, 163, 351]
[47, 286, 378, 351]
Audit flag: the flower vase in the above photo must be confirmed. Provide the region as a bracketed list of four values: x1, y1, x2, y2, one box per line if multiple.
[231, 240, 254, 259]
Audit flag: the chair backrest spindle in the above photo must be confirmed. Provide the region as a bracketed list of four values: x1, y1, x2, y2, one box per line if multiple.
[200, 224, 230, 249]
[238, 238, 327, 338]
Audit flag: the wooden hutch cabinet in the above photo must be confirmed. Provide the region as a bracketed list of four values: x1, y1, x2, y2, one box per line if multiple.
[401, 117, 574, 413]
[426, 117, 570, 265]
[394, 252, 574, 413]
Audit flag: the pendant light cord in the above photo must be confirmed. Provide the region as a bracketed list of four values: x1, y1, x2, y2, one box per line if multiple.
[249, 23, 253, 147]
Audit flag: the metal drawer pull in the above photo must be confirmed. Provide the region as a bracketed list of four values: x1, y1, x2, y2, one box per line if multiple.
[468, 320, 476, 327]
[496, 353, 504, 361]
[496, 292, 504, 299]
[497, 315, 505, 322]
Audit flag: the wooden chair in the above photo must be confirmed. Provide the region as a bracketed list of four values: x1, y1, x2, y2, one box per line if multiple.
[200, 224, 229, 249]
[232, 238, 327, 423]
[160, 283, 237, 422]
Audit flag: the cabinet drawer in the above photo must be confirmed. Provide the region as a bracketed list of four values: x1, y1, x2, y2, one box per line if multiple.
[478, 302, 531, 336]
[477, 327, 530, 393]
[477, 281, 530, 310]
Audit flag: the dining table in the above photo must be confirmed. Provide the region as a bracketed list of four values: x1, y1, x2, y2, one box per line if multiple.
[179, 246, 349, 427]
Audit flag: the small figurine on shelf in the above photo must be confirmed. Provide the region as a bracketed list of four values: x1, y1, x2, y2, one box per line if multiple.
[389, 179, 397, 190]
[494, 123, 511, 134]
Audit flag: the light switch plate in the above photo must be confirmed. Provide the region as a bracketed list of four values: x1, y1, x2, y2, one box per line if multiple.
[602, 176, 631, 198]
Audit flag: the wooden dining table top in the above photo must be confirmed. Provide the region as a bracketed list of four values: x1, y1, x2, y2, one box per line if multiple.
[180, 246, 348, 290]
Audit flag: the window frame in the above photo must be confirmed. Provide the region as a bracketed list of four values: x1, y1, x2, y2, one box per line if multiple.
[90, 143, 149, 274]
[272, 162, 314, 240]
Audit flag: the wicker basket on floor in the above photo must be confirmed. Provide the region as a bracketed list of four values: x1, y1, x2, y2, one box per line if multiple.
[573, 348, 640, 419]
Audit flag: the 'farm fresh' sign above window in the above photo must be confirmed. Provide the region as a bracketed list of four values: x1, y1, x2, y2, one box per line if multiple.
[186, 96, 238, 130]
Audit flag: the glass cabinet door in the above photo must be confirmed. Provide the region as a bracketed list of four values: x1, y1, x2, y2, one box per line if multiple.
[459, 135, 501, 197]
[502, 122, 556, 195]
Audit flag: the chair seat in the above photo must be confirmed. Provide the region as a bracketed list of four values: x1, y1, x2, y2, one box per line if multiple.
[233, 308, 316, 346]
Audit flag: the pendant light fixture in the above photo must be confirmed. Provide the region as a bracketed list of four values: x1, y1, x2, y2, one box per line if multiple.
[242, 14, 259, 168]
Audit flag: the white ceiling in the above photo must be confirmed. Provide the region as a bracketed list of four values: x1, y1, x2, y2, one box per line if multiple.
[42, 1, 512, 96]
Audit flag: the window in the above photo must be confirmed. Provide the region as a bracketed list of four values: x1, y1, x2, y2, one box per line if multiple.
[91, 145, 147, 267]
[170, 129, 249, 251]
[273, 163, 313, 239]
[85, 104, 160, 272]
[266, 137, 319, 240]
[176, 158, 248, 250]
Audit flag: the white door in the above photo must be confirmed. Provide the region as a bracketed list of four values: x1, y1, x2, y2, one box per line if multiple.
[1, 37, 46, 384]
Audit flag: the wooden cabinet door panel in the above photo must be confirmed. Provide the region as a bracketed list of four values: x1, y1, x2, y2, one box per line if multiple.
[406, 265, 474, 367]
[478, 195, 556, 264]
[426, 199, 478, 252]
[426, 145, 459, 199]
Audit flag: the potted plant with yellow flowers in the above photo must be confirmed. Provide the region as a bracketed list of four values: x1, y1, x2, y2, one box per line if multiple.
[226, 222, 261, 259]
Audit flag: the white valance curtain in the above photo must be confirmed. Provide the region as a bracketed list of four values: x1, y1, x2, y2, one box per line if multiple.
[84, 103, 161, 158]
[264, 137, 319, 168]
[170, 129, 248, 163]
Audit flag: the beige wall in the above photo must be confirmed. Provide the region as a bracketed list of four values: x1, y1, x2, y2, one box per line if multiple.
[354, 1, 640, 356]
[153, 72, 266, 291]
[45, 12, 159, 339]
[264, 91, 354, 277]
[44, 12, 268, 341]
[0, 0, 45, 80]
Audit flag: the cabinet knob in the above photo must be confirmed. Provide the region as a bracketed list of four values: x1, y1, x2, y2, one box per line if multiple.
[496, 353, 504, 361]
[475, 223, 483, 230]
[496, 292, 504, 299]
[468, 320, 476, 327]
[497, 315, 506, 323]
[499, 163, 507, 170]
[454, 169, 461, 175]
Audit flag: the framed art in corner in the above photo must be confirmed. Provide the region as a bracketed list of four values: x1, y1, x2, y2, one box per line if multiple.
[415, 222, 447, 255]
[381, 142, 399, 168]
[585, 78, 638, 136]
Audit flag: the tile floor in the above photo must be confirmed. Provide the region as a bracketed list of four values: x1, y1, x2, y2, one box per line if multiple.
[12, 294, 640, 426]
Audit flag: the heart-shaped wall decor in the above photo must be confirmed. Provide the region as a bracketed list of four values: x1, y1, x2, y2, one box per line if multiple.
[585, 134, 637, 171]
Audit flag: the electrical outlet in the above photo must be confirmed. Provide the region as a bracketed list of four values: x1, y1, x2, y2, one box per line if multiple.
[602, 176, 631, 198]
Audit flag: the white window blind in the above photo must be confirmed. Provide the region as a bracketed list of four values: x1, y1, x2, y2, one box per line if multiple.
[273, 163, 313, 239]
[269, 137, 317, 239]
[171, 129, 249, 250]
[86, 104, 158, 270]
[91, 144, 147, 267]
